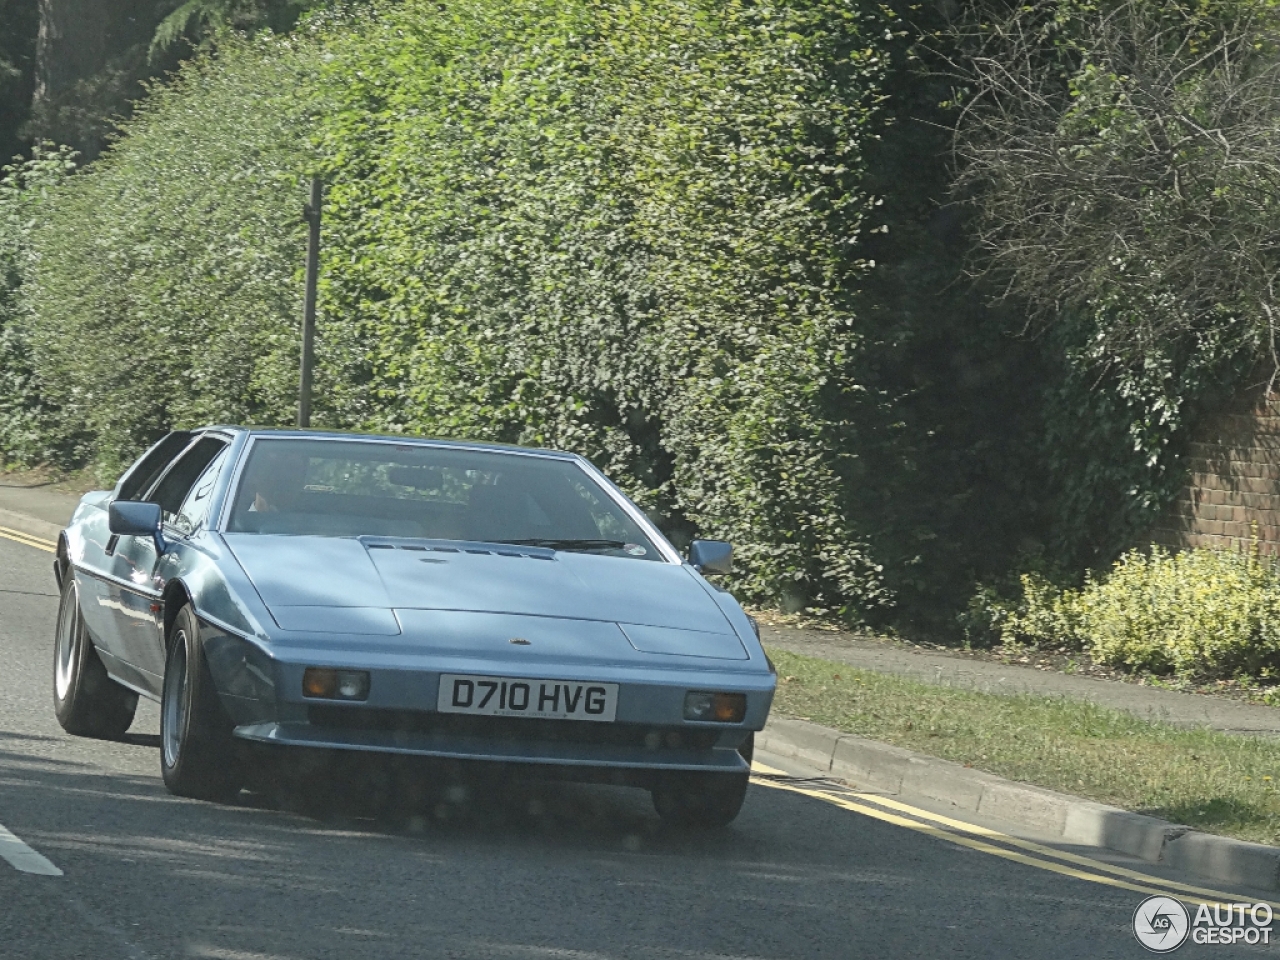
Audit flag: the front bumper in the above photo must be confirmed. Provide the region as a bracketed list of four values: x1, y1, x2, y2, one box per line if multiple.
[202, 621, 771, 775]
[234, 720, 750, 772]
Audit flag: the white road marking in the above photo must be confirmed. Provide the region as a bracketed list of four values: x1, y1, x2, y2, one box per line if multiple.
[0, 820, 63, 876]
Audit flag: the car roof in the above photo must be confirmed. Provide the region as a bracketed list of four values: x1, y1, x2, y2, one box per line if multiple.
[197, 426, 580, 460]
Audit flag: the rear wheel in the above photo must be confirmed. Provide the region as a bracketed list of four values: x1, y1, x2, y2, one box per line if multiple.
[52, 577, 137, 738]
[160, 605, 241, 802]
[652, 733, 753, 829]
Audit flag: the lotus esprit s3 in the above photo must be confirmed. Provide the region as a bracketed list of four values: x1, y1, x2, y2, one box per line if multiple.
[52, 428, 776, 826]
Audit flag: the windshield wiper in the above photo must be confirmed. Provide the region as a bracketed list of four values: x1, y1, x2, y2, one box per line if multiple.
[496, 538, 628, 553]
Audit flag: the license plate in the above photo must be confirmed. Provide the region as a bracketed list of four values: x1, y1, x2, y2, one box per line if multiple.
[437, 673, 618, 722]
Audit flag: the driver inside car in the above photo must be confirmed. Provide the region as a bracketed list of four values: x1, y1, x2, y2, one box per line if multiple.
[243, 447, 309, 514]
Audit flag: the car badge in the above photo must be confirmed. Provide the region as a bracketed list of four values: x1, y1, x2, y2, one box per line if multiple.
[509, 637, 532, 645]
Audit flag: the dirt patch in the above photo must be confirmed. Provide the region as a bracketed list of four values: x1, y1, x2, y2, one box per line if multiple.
[0, 465, 103, 498]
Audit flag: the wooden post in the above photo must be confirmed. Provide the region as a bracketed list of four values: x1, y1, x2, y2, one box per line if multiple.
[298, 176, 322, 428]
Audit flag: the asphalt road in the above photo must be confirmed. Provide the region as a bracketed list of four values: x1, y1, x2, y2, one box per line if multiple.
[0, 534, 1271, 959]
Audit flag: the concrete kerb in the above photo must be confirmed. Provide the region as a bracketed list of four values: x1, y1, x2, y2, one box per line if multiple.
[0, 507, 62, 543]
[757, 715, 1280, 892]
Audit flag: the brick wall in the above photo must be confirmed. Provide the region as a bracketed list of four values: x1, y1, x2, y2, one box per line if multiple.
[1151, 392, 1280, 554]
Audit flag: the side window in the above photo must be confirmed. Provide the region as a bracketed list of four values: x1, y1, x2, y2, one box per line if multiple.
[116, 432, 196, 502]
[171, 448, 229, 536]
[147, 437, 229, 527]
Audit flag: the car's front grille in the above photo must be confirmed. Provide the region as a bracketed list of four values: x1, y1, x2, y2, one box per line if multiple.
[306, 705, 720, 751]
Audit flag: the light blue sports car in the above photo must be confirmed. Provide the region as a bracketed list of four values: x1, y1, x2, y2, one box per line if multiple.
[52, 428, 776, 826]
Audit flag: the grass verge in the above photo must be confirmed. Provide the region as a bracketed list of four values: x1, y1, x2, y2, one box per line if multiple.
[768, 647, 1280, 845]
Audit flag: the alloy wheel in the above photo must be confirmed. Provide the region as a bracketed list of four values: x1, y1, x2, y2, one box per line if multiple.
[54, 587, 79, 701]
[162, 633, 189, 769]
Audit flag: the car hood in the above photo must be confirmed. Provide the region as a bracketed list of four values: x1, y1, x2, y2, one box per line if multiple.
[223, 535, 744, 656]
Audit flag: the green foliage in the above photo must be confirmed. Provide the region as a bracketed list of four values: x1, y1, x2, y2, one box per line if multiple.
[0, 143, 77, 463]
[22, 34, 320, 475]
[0, 0, 38, 161]
[983, 571, 1086, 650]
[843, 11, 1054, 630]
[1037, 320, 1253, 569]
[24, 0, 1255, 627]
[953, 0, 1280, 569]
[24, 1, 186, 161]
[150, 0, 331, 58]
[1001, 548, 1280, 679]
[314, 0, 896, 611]
[26, 0, 328, 161]
[14, 0, 900, 613]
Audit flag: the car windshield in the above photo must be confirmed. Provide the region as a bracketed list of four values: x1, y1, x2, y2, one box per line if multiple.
[225, 438, 663, 560]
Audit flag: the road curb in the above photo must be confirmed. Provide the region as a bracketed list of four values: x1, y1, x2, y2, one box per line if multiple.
[758, 715, 1280, 892]
[0, 507, 62, 543]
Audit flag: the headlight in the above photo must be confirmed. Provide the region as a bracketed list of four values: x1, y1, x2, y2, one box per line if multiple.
[684, 691, 747, 723]
[303, 667, 370, 701]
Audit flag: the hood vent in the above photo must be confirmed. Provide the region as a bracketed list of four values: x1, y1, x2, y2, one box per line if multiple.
[361, 540, 555, 561]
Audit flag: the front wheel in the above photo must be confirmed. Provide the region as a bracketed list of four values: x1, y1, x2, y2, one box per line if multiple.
[52, 577, 137, 738]
[652, 733, 753, 828]
[160, 605, 241, 802]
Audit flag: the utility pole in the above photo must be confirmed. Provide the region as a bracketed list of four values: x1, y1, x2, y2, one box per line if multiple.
[298, 176, 322, 428]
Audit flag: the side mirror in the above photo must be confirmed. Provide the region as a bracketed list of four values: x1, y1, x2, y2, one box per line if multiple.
[109, 501, 167, 555]
[688, 539, 732, 575]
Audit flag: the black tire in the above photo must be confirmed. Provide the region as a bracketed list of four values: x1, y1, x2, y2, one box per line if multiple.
[652, 733, 753, 828]
[160, 605, 241, 802]
[52, 577, 137, 738]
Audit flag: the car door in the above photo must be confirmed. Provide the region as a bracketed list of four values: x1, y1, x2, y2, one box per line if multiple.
[74, 431, 196, 680]
[106, 434, 230, 691]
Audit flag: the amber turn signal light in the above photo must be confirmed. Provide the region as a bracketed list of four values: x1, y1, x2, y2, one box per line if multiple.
[683, 691, 747, 723]
[302, 667, 370, 701]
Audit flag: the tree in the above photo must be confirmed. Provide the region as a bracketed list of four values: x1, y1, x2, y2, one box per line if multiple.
[25, 0, 325, 160]
[952, 0, 1280, 374]
[0, 0, 38, 161]
[948, 0, 1280, 563]
[28, 0, 178, 159]
[150, 0, 325, 57]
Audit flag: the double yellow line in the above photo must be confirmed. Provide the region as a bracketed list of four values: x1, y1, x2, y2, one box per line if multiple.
[0, 525, 55, 554]
[750, 761, 1280, 910]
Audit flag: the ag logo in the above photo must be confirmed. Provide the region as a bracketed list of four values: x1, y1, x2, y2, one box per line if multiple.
[1133, 896, 1190, 953]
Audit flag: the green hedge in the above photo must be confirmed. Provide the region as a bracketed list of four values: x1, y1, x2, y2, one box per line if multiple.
[11, 1, 898, 613]
[21, 34, 321, 475]
[0, 145, 77, 464]
[992, 549, 1280, 680]
[313, 0, 894, 610]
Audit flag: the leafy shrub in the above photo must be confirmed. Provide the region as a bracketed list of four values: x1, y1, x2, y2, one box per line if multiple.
[1004, 548, 1280, 679]
[12, 0, 1233, 628]
[22, 34, 321, 476]
[962, 573, 1084, 650]
[309, 0, 896, 611]
[1080, 548, 1280, 677]
[13, 0, 897, 613]
[0, 144, 77, 465]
